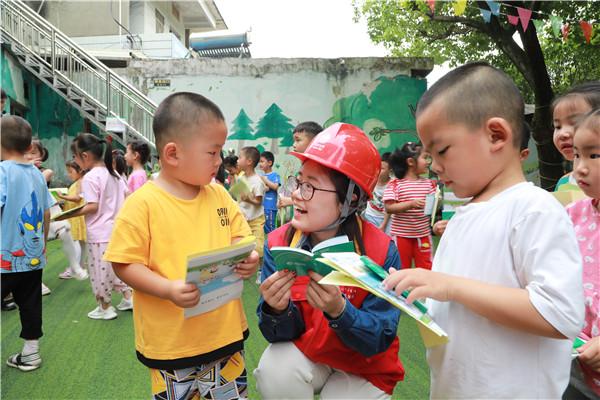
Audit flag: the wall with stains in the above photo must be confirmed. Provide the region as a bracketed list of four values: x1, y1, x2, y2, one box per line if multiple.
[124, 57, 432, 178]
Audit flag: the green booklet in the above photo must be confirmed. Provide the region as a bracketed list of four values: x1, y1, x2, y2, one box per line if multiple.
[572, 337, 587, 359]
[228, 177, 251, 201]
[271, 235, 354, 276]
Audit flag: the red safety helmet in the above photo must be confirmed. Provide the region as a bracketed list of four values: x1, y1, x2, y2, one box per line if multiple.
[290, 122, 381, 198]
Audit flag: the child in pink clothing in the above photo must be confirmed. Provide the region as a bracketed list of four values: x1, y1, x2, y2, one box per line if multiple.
[125, 140, 150, 193]
[58, 133, 132, 320]
[566, 109, 600, 398]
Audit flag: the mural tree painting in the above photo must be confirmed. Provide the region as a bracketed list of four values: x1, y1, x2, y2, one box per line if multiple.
[356, 0, 600, 190]
[325, 75, 425, 154]
[228, 108, 254, 154]
[254, 103, 295, 153]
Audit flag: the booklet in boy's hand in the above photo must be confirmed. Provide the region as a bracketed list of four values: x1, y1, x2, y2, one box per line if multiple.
[50, 203, 86, 220]
[184, 236, 256, 318]
[317, 252, 449, 348]
[271, 235, 354, 276]
[229, 177, 251, 201]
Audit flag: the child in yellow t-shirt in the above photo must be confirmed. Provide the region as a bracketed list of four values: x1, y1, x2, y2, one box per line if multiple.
[56, 160, 87, 279]
[104, 92, 259, 399]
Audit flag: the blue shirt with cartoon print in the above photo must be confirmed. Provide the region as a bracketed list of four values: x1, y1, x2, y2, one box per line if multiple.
[0, 161, 54, 273]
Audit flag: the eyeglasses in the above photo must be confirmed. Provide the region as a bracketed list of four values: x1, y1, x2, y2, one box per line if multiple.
[286, 175, 338, 201]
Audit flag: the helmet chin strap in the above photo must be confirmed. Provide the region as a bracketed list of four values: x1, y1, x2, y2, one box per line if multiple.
[314, 181, 363, 233]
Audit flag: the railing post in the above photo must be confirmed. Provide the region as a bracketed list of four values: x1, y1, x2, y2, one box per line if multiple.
[50, 29, 55, 73]
[106, 71, 111, 115]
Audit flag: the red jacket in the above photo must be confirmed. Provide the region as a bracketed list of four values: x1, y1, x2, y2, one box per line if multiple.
[268, 222, 405, 394]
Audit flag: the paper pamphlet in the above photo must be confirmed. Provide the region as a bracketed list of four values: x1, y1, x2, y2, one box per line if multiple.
[553, 184, 587, 207]
[184, 236, 256, 318]
[317, 252, 448, 348]
[50, 203, 86, 220]
[424, 186, 441, 226]
[271, 235, 354, 276]
[229, 177, 251, 201]
[49, 188, 67, 201]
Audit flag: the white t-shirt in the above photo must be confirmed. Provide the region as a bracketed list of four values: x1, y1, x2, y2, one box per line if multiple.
[238, 173, 266, 221]
[428, 182, 584, 399]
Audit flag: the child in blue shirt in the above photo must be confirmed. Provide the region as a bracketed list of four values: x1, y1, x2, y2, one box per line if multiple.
[1, 116, 54, 371]
[259, 151, 280, 234]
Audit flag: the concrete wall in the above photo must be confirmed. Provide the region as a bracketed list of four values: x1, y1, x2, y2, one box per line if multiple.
[125, 57, 432, 178]
[41, 1, 130, 37]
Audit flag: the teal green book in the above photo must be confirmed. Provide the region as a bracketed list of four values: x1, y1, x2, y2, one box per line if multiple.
[271, 235, 354, 276]
[572, 337, 587, 359]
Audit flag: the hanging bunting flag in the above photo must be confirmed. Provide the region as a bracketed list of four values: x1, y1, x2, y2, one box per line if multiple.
[426, 0, 436, 14]
[507, 15, 519, 26]
[551, 15, 562, 37]
[516, 7, 532, 31]
[580, 20, 593, 44]
[453, 0, 467, 16]
[486, 0, 500, 16]
[532, 19, 544, 32]
[562, 23, 570, 41]
[479, 8, 492, 23]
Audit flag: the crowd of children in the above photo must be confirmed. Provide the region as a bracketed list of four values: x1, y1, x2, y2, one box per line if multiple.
[1, 64, 598, 399]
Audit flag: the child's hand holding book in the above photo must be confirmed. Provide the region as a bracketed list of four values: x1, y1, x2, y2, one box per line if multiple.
[383, 267, 452, 304]
[168, 279, 200, 308]
[234, 250, 260, 279]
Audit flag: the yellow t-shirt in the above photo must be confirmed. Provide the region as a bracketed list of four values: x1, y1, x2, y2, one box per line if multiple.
[104, 181, 252, 361]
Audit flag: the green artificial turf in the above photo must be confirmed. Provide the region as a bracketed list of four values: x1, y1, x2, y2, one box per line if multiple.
[1, 240, 429, 399]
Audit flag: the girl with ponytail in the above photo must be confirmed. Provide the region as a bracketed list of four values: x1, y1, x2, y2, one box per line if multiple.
[56, 133, 132, 320]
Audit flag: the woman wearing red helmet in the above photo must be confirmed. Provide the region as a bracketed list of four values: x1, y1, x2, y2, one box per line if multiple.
[254, 123, 404, 398]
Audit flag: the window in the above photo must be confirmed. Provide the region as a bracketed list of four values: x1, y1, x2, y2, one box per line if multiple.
[155, 9, 165, 33]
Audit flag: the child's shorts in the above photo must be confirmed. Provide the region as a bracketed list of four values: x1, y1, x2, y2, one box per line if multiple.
[150, 351, 247, 400]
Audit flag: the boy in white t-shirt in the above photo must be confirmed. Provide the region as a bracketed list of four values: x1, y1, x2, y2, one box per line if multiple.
[237, 146, 267, 257]
[384, 62, 585, 398]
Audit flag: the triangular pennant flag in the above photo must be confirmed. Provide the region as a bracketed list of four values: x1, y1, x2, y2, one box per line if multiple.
[427, 0, 436, 14]
[551, 15, 562, 37]
[580, 20, 593, 44]
[532, 19, 544, 32]
[479, 8, 492, 23]
[516, 7, 532, 31]
[486, 0, 500, 16]
[507, 15, 519, 26]
[453, 0, 467, 16]
[562, 23, 570, 41]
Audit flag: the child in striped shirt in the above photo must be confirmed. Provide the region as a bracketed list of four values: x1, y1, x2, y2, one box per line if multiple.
[383, 142, 435, 269]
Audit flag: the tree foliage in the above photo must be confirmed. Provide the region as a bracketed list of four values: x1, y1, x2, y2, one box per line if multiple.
[356, 0, 600, 189]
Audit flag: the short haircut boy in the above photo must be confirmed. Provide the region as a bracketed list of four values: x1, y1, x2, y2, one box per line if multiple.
[417, 61, 524, 148]
[1, 115, 32, 153]
[241, 146, 260, 168]
[152, 92, 224, 151]
[293, 121, 323, 138]
[261, 151, 274, 165]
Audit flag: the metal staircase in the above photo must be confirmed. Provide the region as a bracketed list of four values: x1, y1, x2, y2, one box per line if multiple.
[0, 0, 156, 147]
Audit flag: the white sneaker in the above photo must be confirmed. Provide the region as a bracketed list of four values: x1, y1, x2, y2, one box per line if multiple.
[73, 268, 88, 281]
[87, 306, 117, 320]
[41, 283, 51, 296]
[116, 298, 133, 311]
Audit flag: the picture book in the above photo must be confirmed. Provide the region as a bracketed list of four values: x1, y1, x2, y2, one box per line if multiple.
[50, 203, 86, 221]
[184, 236, 256, 318]
[317, 252, 449, 348]
[271, 235, 354, 276]
[229, 177, 251, 201]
